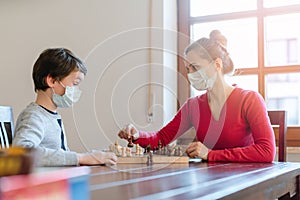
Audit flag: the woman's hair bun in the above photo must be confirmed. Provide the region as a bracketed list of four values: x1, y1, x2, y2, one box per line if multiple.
[209, 30, 227, 47]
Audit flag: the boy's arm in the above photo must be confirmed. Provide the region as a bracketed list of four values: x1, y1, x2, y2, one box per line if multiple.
[12, 110, 79, 166]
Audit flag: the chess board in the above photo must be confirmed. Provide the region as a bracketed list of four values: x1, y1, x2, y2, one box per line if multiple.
[117, 155, 189, 164]
[109, 140, 189, 164]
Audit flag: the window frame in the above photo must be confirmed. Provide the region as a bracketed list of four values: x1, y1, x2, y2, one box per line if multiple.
[177, 0, 300, 146]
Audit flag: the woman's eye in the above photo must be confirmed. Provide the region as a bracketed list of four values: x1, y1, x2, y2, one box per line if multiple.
[190, 64, 200, 70]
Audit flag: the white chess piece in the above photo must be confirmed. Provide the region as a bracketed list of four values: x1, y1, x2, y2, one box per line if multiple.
[121, 147, 127, 157]
[126, 147, 132, 157]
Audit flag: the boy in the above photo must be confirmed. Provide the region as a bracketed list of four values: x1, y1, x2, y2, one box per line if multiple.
[13, 48, 117, 166]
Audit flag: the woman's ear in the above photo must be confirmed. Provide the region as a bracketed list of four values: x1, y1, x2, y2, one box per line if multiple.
[214, 58, 223, 70]
[46, 75, 56, 88]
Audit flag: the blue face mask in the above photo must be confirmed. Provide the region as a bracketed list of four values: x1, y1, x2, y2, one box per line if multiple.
[52, 82, 82, 108]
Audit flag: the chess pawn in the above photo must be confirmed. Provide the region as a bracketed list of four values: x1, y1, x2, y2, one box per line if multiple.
[170, 148, 175, 156]
[157, 140, 162, 155]
[162, 146, 167, 155]
[135, 144, 140, 155]
[147, 150, 153, 166]
[136, 144, 144, 156]
[167, 145, 172, 156]
[114, 141, 121, 156]
[178, 146, 183, 156]
[126, 147, 132, 157]
[121, 147, 127, 157]
[149, 150, 153, 164]
[174, 148, 178, 156]
[109, 144, 115, 153]
[115, 145, 120, 156]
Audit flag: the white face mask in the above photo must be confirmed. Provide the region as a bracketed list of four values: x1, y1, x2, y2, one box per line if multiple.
[52, 82, 82, 108]
[187, 67, 217, 91]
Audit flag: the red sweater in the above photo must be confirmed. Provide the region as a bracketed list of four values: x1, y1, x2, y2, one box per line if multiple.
[137, 88, 276, 162]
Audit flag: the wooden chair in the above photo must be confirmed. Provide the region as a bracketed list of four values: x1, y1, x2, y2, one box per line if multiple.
[268, 110, 287, 162]
[0, 106, 14, 148]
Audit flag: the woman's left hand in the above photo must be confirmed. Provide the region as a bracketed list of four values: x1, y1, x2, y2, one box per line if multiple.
[185, 141, 210, 160]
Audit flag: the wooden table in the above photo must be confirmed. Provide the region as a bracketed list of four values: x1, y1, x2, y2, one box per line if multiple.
[89, 160, 300, 200]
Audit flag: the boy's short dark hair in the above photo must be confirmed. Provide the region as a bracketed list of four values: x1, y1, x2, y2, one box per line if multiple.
[32, 48, 87, 91]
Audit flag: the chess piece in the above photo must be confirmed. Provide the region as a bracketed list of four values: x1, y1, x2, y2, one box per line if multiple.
[111, 140, 122, 156]
[121, 147, 126, 157]
[135, 144, 144, 155]
[167, 145, 172, 156]
[162, 146, 167, 155]
[149, 151, 153, 164]
[126, 147, 132, 157]
[147, 150, 153, 166]
[135, 144, 140, 155]
[146, 144, 151, 153]
[109, 143, 115, 153]
[178, 146, 183, 156]
[127, 136, 134, 148]
[157, 140, 162, 155]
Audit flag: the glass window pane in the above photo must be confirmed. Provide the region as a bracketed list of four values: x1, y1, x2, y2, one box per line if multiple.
[191, 18, 258, 69]
[265, 13, 300, 66]
[265, 73, 300, 125]
[226, 74, 258, 92]
[264, 0, 300, 8]
[190, 0, 257, 17]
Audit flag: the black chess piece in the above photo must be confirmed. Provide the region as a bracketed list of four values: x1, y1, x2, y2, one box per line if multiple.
[146, 144, 151, 153]
[157, 140, 163, 155]
[127, 136, 134, 148]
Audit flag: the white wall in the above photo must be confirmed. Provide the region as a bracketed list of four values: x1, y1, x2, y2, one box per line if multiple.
[0, 0, 177, 152]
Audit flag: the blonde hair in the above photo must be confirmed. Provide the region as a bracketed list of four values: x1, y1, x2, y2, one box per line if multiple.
[184, 30, 234, 74]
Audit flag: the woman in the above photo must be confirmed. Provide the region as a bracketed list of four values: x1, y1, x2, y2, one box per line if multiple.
[118, 30, 275, 162]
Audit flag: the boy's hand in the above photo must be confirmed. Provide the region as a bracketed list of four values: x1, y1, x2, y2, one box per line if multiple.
[78, 151, 117, 165]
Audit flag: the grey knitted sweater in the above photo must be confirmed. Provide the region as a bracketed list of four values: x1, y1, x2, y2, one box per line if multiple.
[12, 102, 78, 166]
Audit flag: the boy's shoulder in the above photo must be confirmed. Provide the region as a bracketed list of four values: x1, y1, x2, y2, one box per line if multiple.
[20, 102, 44, 114]
[18, 102, 60, 121]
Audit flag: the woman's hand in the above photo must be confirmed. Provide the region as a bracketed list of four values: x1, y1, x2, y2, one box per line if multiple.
[78, 151, 117, 165]
[185, 141, 210, 160]
[118, 124, 139, 140]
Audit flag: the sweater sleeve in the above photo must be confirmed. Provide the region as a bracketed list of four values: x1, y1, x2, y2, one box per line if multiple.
[12, 109, 78, 166]
[208, 91, 276, 162]
[137, 100, 193, 148]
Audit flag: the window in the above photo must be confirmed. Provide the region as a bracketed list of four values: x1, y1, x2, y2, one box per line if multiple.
[265, 13, 300, 66]
[178, 0, 300, 128]
[266, 38, 298, 66]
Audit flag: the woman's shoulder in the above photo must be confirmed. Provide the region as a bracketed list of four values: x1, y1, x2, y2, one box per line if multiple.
[188, 93, 207, 102]
[231, 87, 265, 108]
[183, 93, 208, 109]
[232, 87, 262, 99]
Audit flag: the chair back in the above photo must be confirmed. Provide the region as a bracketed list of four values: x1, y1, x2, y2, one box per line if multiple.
[0, 106, 14, 148]
[268, 110, 287, 162]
